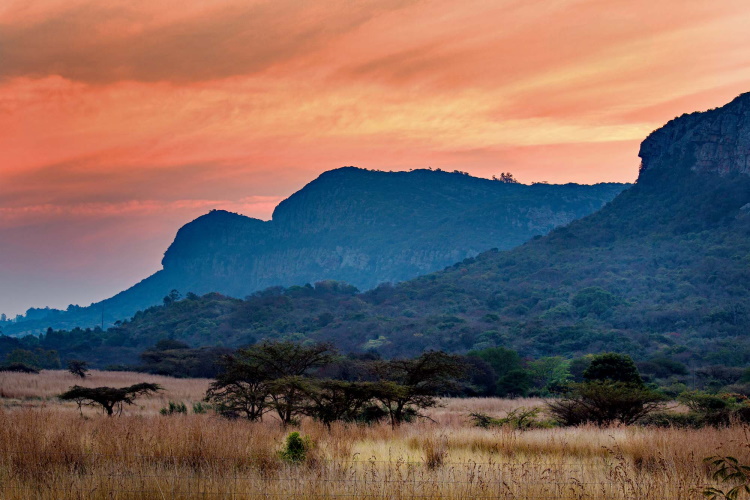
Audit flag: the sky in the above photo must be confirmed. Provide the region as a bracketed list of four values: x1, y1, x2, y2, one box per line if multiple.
[2, 0, 750, 317]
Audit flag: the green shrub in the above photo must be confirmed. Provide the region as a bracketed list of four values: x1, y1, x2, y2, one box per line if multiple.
[192, 401, 210, 414]
[160, 401, 187, 415]
[678, 391, 750, 426]
[278, 432, 311, 464]
[638, 411, 703, 428]
[547, 381, 666, 426]
[469, 407, 550, 430]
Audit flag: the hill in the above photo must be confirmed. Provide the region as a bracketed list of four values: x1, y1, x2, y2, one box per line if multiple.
[3, 169, 625, 335]
[11, 93, 750, 369]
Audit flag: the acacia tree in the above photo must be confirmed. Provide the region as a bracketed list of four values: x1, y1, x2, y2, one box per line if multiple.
[67, 360, 89, 379]
[204, 356, 271, 420]
[301, 379, 377, 428]
[59, 383, 161, 416]
[371, 351, 466, 427]
[244, 340, 336, 378]
[205, 341, 337, 424]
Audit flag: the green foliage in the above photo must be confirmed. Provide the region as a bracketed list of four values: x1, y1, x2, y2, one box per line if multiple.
[496, 369, 533, 397]
[468, 347, 521, 378]
[678, 391, 750, 427]
[206, 342, 468, 428]
[139, 343, 230, 378]
[571, 287, 619, 317]
[584, 353, 643, 386]
[528, 356, 571, 395]
[637, 411, 704, 429]
[547, 381, 666, 426]
[160, 401, 187, 415]
[278, 432, 311, 464]
[192, 402, 210, 414]
[6, 348, 60, 370]
[704, 456, 750, 500]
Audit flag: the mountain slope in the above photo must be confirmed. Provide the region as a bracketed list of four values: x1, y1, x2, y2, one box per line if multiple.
[5, 169, 626, 335]
[23, 93, 750, 368]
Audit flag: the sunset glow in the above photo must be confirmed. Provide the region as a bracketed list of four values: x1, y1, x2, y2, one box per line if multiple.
[2, 0, 750, 315]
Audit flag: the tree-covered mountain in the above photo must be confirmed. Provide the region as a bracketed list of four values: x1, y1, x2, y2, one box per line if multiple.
[4, 169, 625, 335]
[13, 93, 750, 369]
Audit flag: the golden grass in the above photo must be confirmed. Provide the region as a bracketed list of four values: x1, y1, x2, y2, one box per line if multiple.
[0, 370, 744, 499]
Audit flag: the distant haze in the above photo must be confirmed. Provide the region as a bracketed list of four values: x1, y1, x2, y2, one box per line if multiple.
[2, 0, 750, 315]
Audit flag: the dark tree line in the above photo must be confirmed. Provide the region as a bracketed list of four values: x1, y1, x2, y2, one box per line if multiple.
[205, 341, 467, 427]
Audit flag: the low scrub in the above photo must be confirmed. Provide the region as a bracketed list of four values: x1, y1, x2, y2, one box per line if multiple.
[469, 407, 551, 430]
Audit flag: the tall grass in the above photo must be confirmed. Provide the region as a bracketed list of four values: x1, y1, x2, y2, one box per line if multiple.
[0, 370, 743, 499]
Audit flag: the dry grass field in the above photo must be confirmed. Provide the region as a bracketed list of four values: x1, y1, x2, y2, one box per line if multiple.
[0, 370, 745, 499]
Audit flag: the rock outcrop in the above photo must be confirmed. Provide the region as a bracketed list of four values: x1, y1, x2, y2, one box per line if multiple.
[639, 92, 750, 176]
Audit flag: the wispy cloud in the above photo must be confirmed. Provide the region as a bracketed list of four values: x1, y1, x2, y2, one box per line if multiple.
[1, 0, 750, 314]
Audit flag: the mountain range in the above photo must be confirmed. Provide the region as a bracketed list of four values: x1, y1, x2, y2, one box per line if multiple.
[22, 92, 750, 368]
[3, 170, 626, 335]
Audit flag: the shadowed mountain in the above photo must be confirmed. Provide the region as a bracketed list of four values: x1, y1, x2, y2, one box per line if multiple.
[4, 168, 626, 336]
[16, 93, 750, 368]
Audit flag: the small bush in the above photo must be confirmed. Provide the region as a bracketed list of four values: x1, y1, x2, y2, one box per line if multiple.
[469, 407, 549, 430]
[679, 391, 750, 426]
[278, 432, 311, 464]
[638, 411, 704, 428]
[192, 402, 210, 414]
[160, 401, 187, 415]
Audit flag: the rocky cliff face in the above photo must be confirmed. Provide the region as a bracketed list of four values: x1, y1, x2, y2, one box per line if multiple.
[639, 93, 750, 176]
[156, 168, 627, 297]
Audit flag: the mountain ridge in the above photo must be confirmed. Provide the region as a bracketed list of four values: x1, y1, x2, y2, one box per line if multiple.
[5, 93, 750, 369]
[3, 169, 627, 335]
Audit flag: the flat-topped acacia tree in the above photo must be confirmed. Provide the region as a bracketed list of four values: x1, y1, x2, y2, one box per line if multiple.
[59, 383, 162, 416]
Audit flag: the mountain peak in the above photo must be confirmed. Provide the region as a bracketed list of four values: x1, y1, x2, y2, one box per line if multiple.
[639, 92, 750, 179]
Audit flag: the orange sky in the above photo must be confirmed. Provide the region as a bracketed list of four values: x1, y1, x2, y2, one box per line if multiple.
[2, 0, 750, 316]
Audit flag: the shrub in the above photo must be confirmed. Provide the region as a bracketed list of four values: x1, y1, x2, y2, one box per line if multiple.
[583, 352, 643, 386]
[160, 401, 187, 415]
[637, 411, 703, 428]
[0, 363, 40, 374]
[278, 432, 311, 464]
[192, 402, 210, 414]
[469, 407, 548, 430]
[679, 391, 750, 426]
[547, 381, 666, 426]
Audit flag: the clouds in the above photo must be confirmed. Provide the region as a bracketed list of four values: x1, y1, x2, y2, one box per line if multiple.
[0, 0, 417, 83]
[2, 0, 750, 314]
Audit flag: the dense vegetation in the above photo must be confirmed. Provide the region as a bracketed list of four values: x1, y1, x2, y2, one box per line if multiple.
[3, 168, 626, 335]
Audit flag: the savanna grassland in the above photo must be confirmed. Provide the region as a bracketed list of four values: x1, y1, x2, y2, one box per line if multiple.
[0, 370, 744, 499]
